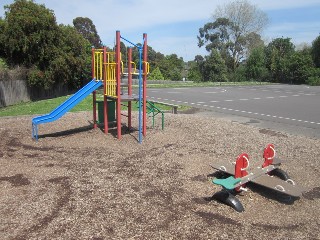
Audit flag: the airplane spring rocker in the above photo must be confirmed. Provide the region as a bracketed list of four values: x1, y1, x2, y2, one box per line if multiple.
[211, 144, 305, 212]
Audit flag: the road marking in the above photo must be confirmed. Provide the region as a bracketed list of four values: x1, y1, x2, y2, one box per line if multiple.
[254, 98, 261, 100]
[150, 95, 320, 126]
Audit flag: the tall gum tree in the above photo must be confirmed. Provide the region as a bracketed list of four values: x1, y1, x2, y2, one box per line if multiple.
[198, 0, 268, 71]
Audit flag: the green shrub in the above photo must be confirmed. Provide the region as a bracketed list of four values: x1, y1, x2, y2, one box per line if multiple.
[0, 58, 8, 69]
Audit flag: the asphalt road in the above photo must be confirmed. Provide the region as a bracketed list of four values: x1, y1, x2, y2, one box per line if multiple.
[145, 84, 320, 139]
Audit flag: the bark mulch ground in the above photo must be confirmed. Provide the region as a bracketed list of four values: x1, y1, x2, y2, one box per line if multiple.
[0, 111, 319, 239]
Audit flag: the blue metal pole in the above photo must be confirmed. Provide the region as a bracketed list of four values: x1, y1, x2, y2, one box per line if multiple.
[138, 48, 143, 143]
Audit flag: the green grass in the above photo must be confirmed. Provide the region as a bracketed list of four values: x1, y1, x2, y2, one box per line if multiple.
[0, 81, 269, 117]
[0, 93, 187, 117]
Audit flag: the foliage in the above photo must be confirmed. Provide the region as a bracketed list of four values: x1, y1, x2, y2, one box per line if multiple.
[198, 0, 268, 71]
[148, 67, 164, 80]
[245, 46, 268, 81]
[53, 25, 91, 89]
[73, 17, 102, 48]
[0, 58, 8, 69]
[187, 61, 202, 82]
[307, 68, 320, 86]
[2, 0, 59, 67]
[311, 35, 320, 68]
[195, 50, 228, 82]
[287, 51, 314, 84]
[158, 54, 184, 80]
[0, 0, 91, 90]
[265, 38, 295, 83]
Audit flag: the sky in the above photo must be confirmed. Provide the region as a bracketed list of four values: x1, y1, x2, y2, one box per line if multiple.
[1, 0, 320, 61]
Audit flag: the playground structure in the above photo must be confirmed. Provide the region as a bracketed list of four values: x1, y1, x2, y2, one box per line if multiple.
[211, 144, 305, 212]
[91, 31, 150, 143]
[32, 31, 160, 143]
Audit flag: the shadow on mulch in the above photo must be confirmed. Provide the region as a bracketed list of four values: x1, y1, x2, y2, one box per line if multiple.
[0, 174, 31, 187]
[39, 125, 93, 139]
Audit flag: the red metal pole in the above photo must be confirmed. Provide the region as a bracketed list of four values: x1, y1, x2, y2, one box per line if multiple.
[116, 31, 122, 139]
[128, 47, 132, 129]
[92, 47, 97, 129]
[103, 46, 108, 134]
[142, 33, 147, 136]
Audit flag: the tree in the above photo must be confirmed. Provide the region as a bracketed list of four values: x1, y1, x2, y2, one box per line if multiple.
[73, 17, 102, 48]
[245, 46, 268, 81]
[265, 38, 295, 83]
[148, 67, 164, 80]
[201, 50, 228, 82]
[287, 51, 314, 84]
[187, 60, 202, 82]
[311, 35, 320, 67]
[198, 0, 268, 71]
[158, 54, 184, 80]
[2, 0, 59, 67]
[1, 0, 91, 90]
[0, 17, 6, 58]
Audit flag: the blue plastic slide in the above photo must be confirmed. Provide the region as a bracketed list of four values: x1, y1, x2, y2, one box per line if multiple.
[32, 79, 103, 140]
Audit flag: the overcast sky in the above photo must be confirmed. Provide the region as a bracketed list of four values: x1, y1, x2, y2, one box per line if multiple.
[1, 0, 320, 61]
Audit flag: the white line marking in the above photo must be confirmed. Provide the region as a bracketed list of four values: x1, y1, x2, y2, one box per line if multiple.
[266, 97, 274, 99]
[240, 99, 248, 101]
[279, 96, 288, 98]
[197, 102, 205, 104]
[254, 98, 261, 100]
[225, 100, 234, 102]
[210, 101, 219, 103]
